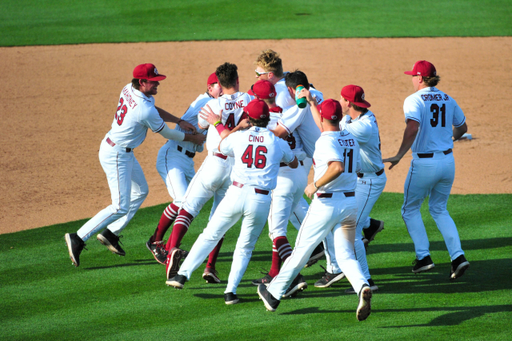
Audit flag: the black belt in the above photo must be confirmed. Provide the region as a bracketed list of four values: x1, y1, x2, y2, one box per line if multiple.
[232, 181, 269, 195]
[357, 168, 384, 178]
[177, 145, 195, 158]
[213, 152, 228, 160]
[417, 149, 452, 158]
[280, 160, 304, 167]
[316, 191, 355, 198]
[106, 137, 132, 152]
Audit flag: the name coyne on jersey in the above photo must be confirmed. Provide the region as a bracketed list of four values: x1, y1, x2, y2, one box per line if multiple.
[225, 100, 244, 110]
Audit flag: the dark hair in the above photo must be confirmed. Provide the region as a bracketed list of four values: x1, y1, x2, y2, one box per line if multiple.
[352, 104, 369, 114]
[216, 63, 238, 89]
[285, 70, 310, 90]
[131, 78, 146, 90]
[423, 75, 441, 87]
[248, 116, 270, 128]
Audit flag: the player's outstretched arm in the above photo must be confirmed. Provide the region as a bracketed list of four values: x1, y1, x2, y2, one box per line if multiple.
[453, 122, 468, 141]
[383, 119, 419, 169]
[305, 161, 344, 199]
[156, 106, 197, 133]
[300, 88, 322, 131]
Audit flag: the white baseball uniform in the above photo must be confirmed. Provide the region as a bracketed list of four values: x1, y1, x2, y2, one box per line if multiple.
[267, 103, 321, 241]
[323, 111, 387, 278]
[156, 92, 210, 207]
[77, 83, 175, 241]
[179, 92, 252, 218]
[402, 87, 466, 261]
[267, 129, 369, 299]
[176, 126, 295, 294]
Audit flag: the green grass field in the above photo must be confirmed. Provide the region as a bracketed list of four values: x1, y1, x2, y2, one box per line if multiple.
[2, 1, 512, 340]
[1, 0, 511, 46]
[1, 193, 512, 340]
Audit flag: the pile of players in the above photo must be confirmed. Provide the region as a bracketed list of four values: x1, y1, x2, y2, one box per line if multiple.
[64, 50, 470, 322]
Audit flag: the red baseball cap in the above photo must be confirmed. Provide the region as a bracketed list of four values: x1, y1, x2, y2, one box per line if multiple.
[245, 99, 269, 120]
[133, 63, 166, 81]
[404, 60, 437, 77]
[207, 72, 218, 85]
[250, 80, 276, 99]
[319, 99, 342, 121]
[341, 85, 371, 108]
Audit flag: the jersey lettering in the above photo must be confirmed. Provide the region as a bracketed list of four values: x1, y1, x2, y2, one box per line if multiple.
[241, 145, 268, 169]
[115, 97, 128, 126]
[224, 100, 245, 111]
[343, 149, 354, 173]
[225, 113, 245, 130]
[430, 103, 446, 127]
[249, 135, 265, 143]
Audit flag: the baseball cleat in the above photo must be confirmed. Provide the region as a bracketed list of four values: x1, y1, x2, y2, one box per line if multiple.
[166, 247, 183, 280]
[314, 266, 345, 288]
[146, 239, 168, 265]
[345, 278, 379, 294]
[412, 255, 435, 273]
[65, 233, 86, 267]
[97, 229, 125, 256]
[203, 268, 221, 283]
[257, 284, 280, 312]
[450, 255, 470, 280]
[283, 273, 308, 298]
[356, 285, 372, 321]
[304, 243, 325, 268]
[362, 218, 384, 247]
[224, 292, 240, 305]
[166, 274, 187, 289]
[252, 272, 274, 286]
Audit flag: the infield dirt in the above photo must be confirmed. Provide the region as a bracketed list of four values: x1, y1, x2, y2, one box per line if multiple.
[1, 37, 511, 234]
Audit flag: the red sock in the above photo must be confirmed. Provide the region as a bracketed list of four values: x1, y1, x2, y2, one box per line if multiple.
[268, 236, 292, 277]
[166, 208, 194, 251]
[206, 236, 225, 270]
[151, 203, 180, 242]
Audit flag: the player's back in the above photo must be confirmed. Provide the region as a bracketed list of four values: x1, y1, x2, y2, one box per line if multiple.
[405, 87, 465, 153]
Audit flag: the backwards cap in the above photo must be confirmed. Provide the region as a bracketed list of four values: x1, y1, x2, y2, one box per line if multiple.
[404, 60, 437, 77]
[133, 63, 166, 81]
[245, 99, 269, 120]
[319, 99, 342, 121]
[341, 85, 371, 108]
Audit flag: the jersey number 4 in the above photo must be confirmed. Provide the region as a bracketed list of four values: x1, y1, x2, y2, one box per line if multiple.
[242, 145, 268, 169]
[430, 103, 446, 127]
[115, 98, 128, 126]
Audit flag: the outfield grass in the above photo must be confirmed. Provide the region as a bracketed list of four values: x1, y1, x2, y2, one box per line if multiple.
[1, 193, 511, 340]
[1, 0, 511, 46]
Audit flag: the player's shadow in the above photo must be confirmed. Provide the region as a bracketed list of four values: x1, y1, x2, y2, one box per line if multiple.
[194, 293, 261, 304]
[85, 259, 155, 270]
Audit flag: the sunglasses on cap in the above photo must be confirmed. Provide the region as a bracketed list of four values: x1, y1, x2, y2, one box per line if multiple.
[255, 69, 269, 77]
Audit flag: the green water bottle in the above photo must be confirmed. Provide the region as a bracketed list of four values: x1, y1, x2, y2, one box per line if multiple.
[295, 85, 307, 109]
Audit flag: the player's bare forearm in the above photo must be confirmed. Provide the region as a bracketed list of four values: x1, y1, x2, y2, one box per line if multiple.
[301, 88, 322, 131]
[157, 106, 196, 133]
[453, 122, 468, 141]
[183, 133, 206, 145]
[383, 119, 419, 169]
[305, 161, 344, 198]
[287, 156, 299, 169]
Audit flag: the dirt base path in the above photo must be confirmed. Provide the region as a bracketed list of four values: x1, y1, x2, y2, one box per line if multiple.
[1, 37, 511, 234]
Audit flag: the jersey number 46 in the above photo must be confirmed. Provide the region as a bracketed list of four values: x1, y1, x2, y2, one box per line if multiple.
[242, 145, 268, 169]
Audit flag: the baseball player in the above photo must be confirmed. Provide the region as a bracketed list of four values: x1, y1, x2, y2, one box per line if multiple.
[164, 62, 253, 284]
[315, 85, 385, 292]
[254, 49, 326, 266]
[257, 98, 372, 321]
[166, 99, 298, 305]
[251, 70, 321, 293]
[64, 63, 205, 267]
[383, 60, 470, 280]
[146, 73, 222, 265]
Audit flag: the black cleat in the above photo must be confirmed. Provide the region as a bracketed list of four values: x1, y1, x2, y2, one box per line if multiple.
[356, 285, 372, 321]
[224, 292, 240, 305]
[450, 255, 470, 280]
[314, 266, 345, 288]
[257, 284, 280, 312]
[283, 273, 308, 298]
[166, 247, 183, 280]
[97, 229, 125, 256]
[304, 243, 325, 268]
[146, 239, 168, 265]
[65, 233, 86, 267]
[412, 255, 435, 273]
[166, 274, 187, 289]
[252, 272, 274, 286]
[362, 218, 384, 247]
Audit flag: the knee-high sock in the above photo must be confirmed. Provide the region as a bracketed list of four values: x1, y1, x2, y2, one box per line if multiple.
[166, 208, 194, 251]
[206, 236, 225, 271]
[269, 236, 292, 277]
[151, 203, 180, 243]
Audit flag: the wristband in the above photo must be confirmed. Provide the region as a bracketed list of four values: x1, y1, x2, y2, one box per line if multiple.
[177, 119, 183, 125]
[213, 120, 222, 127]
[313, 182, 319, 190]
[216, 123, 227, 135]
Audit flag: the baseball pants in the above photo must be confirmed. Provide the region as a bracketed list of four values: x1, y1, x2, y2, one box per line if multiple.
[402, 152, 464, 261]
